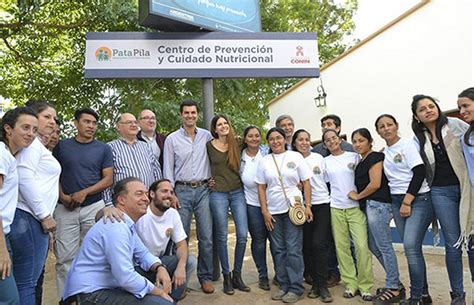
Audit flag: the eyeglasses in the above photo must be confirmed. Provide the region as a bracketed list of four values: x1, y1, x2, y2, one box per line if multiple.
[140, 116, 156, 121]
[119, 120, 138, 125]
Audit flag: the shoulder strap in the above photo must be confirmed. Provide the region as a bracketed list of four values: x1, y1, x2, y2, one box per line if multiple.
[271, 154, 291, 208]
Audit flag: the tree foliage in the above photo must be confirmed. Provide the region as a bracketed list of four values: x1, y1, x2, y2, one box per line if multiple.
[0, 0, 357, 140]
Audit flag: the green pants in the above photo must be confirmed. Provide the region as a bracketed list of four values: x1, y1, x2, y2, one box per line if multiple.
[331, 207, 374, 293]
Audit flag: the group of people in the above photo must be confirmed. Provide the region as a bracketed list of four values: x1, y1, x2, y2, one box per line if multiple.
[0, 87, 473, 305]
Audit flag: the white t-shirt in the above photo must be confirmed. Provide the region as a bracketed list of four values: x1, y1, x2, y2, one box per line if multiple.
[240, 149, 264, 207]
[255, 151, 312, 214]
[16, 137, 61, 220]
[135, 207, 187, 257]
[383, 137, 430, 195]
[305, 153, 330, 205]
[322, 151, 360, 209]
[0, 143, 18, 234]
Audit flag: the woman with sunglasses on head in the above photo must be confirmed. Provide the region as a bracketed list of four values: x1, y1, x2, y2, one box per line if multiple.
[0, 107, 38, 305]
[9, 100, 61, 305]
[321, 129, 374, 302]
[256, 127, 313, 304]
[349, 128, 403, 304]
[375, 114, 433, 305]
[411, 94, 471, 305]
[292, 129, 332, 303]
[457, 87, 474, 293]
[240, 125, 272, 291]
[207, 114, 249, 295]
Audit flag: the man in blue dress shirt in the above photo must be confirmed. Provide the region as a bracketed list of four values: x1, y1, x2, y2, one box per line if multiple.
[62, 177, 180, 305]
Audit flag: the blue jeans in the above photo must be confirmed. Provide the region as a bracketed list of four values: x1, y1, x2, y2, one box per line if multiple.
[247, 205, 272, 279]
[268, 213, 304, 295]
[391, 193, 433, 299]
[76, 288, 175, 305]
[9, 209, 49, 305]
[175, 184, 213, 283]
[431, 185, 464, 294]
[209, 188, 248, 274]
[366, 200, 400, 289]
[0, 234, 20, 305]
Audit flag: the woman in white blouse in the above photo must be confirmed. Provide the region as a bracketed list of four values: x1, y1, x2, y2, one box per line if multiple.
[256, 127, 313, 303]
[9, 100, 61, 305]
[0, 107, 38, 305]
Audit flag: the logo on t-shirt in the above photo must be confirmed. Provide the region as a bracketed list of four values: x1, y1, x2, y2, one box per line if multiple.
[313, 166, 321, 175]
[347, 163, 356, 170]
[287, 161, 296, 169]
[393, 153, 403, 163]
[165, 228, 173, 238]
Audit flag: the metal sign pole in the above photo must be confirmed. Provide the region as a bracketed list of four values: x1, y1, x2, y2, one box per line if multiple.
[202, 78, 214, 130]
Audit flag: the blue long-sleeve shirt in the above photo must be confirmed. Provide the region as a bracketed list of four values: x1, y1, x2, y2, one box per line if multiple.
[62, 214, 161, 299]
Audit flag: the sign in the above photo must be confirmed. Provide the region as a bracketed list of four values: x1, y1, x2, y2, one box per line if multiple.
[85, 32, 319, 79]
[139, 0, 261, 33]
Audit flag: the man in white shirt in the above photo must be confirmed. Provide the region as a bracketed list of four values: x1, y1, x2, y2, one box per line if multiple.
[136, 179, 197, 300]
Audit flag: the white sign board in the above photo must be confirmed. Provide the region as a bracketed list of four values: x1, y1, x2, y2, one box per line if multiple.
[85, 32, 319, 79]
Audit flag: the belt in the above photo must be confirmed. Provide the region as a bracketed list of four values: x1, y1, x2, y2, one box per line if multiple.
[175, 179, 208, 188]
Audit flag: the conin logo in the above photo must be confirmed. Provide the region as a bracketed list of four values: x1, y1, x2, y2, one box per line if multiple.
[290, 45, 311, 64]
[95, 47, 112, 61]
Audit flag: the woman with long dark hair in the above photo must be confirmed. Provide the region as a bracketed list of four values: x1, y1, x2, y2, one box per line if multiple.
[321, 129, 373, 302]
[376, 114, 433, 305]
[9, 100, 61, 305]
[457, 87, 474, 291]
[207, 114, 249, 295]
[240, 125, 271, 290]
[292, 129, 332, 303]
[256, 127, 313, 303]
[0, 107, 38, 305]
[411, 94, 471, 305]
[349, 128, 403, 304]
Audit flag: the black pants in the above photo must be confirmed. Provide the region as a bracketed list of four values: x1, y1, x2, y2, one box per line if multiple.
[303, 204, 331, 288]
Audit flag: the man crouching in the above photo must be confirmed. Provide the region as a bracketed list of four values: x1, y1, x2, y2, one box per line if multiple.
[61, 177, 177, 305]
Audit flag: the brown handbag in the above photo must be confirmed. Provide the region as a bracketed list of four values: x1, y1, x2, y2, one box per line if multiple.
[271, 154, 307, 226]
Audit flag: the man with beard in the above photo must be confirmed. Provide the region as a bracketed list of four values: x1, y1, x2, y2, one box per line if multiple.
[135, 179, 196, 299]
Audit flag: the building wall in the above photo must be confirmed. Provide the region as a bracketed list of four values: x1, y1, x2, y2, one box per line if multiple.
[268, 0, 473, 149]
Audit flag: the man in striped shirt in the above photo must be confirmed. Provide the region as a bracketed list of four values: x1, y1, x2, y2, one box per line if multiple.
[103, 113, 162, 204]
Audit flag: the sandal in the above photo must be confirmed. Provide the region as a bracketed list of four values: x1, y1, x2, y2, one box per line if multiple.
[373, 288, 404, 304]
[361, 292, 373, 301]
[343, 289, 359, 298]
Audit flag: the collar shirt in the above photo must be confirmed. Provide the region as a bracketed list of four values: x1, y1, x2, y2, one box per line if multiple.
[163, 127, 213, 186]
[103, 138, 162, 204]
[62, 214, 160, 299]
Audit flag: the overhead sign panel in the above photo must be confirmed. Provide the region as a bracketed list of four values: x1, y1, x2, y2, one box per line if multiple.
[139, 0, 261, 33]
[85, 32, 319, 79]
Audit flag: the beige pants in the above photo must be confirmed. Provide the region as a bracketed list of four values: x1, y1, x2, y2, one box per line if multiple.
[53, 200, 105, 297]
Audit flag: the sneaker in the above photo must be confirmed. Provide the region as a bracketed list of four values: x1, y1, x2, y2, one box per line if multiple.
[450, 291, 466, 305]
[307, 287, 320, 299]
[272, 289, 287, 301]
[258, 277, 270, 291]
[401, 298, 423, 305]
[422, 294, 433, 304]
[320, 287, 333, 303]
[282, 292, 302, 303]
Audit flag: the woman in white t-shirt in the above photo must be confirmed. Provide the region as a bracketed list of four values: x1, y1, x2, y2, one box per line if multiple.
[255, 127, 313, 303]
[9, 100, 61, 305]
[292, 129, 332, 303]
[0, 107, 38, 305]
[375, 114, 433, 305]
[321, 129, 373, 301]
[240, 125, 271, 291]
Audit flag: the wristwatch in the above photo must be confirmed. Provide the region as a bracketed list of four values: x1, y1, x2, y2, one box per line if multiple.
[155, 263, 167, 272]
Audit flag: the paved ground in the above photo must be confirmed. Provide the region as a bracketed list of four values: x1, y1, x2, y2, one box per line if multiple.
[42, 226, 472, 304]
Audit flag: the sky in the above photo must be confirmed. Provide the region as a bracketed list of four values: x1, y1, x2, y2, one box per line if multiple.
[350, 0, 420, 40]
